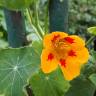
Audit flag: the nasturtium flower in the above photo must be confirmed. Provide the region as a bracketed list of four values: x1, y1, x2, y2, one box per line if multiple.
[41, 32, 89, 80]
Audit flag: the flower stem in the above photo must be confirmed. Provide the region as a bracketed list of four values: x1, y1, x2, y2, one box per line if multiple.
[26, 8, 43, 40]
[44, 1, 49, 34]
[86, 36, 95, 46]
[34, 1, 44, 37]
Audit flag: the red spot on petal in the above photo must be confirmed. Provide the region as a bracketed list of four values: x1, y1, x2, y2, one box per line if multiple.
[64, 37, 74, 44]
[48, 53, 54, 61]
[51, 35, 60, 42]
[68, 50, 76, 57]
[60, 59, 66, 67]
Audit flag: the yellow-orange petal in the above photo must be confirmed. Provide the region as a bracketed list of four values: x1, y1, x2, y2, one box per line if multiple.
[75, 47, 89, 65]
[61, 64, 81, 80]
[43, 31, 68, 49]
[59, 48, 89, 80]
[68, 35, 85, 50]
[41, 49, 59, 73]
[59, 59, 81, 80]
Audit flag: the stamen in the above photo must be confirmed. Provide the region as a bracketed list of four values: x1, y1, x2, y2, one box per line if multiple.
[51, 35, 60, 42]
[60, 59, 66, 67]
[48, 53, 54, 61]
[68, 50, 76, 57]
[59, 42, 69, 48]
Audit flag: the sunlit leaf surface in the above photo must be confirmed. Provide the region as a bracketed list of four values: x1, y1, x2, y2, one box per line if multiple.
[0, 47, 40, 96]
[29, 69, 70, 96]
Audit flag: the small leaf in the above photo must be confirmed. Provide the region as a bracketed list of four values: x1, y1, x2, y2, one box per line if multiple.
[29, 69, 70, 96]
[89, 74, 96, 87]
[87, 27, 96, 35]
[0, 46, 41, 96]
[65, 78, 95, 96]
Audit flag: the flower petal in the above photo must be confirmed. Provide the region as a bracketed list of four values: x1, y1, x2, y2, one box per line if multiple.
[68, 35, 85, 50]
[75, 48, 89, 64]
[59, 59, 81, 80]
[67, 48, 89, 64]
[43, 32, 68, 49]
[41, 49, 59, 73]
[59, 48, 89, 80]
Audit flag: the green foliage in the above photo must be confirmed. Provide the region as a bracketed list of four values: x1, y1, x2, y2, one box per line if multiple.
[88, 27, 96, 35]
[69, 0, 96, 35]
[88, 51, 96, 88]
[0, 39, 8, 48]
[0, 46, 41, 96]
[0, 0, 96, 96]
[90, 50, 96, 64]
[89, 74, 96, 87]
[0, 0, 34, 10]
[65, 78, 95, 96]
[29, 69, 70, 96]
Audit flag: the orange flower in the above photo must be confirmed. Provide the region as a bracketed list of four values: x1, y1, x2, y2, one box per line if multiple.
[41, 32, 89, 80]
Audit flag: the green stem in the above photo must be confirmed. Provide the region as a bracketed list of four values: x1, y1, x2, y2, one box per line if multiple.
[34, 1, 44, 37]
[44, 1, 49, 34]
[86, 36, 95, 46]
[26, 9, 42, 40]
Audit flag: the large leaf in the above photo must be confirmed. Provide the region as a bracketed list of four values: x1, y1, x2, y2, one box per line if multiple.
[29, 69, 70, 96]
[0, 0, 34, 10]
[0, 46, 41, 96]
[65, 78, 95, 96]
[32, 41, 43, 54]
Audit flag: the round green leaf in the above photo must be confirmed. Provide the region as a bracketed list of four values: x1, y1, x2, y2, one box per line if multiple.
[0, 0, 34, 10]
[29, 69, 70, 96]
[87, 27, 96, 35]
[0, 47, 40, 96]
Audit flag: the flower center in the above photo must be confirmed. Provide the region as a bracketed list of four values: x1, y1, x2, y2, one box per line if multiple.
[51, 35, 76, 58]
[52, 37, 71, 51]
